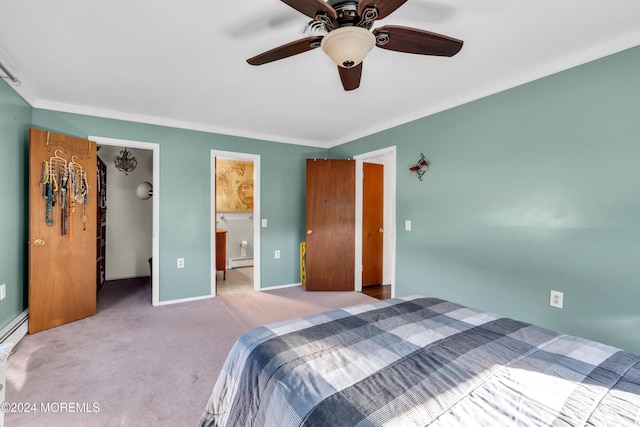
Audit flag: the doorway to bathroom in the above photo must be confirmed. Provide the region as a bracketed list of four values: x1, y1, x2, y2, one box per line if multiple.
[210, 150, 260, 295]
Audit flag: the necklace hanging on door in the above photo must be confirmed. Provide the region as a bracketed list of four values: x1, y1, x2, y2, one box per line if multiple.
[42, 149, 68, 228]
[59, 167, 68, 235]
[45, 181, 54, 227]
[79, 176, 88, 231]
[39, 149, 91, 237]
[41, 161, 52, 226]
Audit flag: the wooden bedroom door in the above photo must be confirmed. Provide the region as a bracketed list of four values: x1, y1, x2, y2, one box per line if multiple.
[305, 159, 355, 291]
[28, 128, 98, 333]
[362, 162, 384, 287]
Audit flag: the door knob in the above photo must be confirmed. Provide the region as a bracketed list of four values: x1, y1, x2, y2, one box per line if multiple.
[378, 228, 384, 234]
[34, 238, 46, 246]
[307, 230, 313, 235]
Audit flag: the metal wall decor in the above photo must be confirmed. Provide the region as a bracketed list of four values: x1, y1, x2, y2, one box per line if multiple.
[409, 153, 429, 181]
[114, 148, 137, 175]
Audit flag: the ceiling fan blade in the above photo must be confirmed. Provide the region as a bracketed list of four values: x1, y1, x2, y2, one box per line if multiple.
[358, 0, 407, 20]
[374, 25, 463, 57]
[338, 63, 363, 91]
[281, 0, 337, 20]
[247, 36, 324, 65]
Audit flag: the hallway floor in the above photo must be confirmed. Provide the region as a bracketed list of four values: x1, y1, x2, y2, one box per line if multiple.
[217, 266, 253, 295]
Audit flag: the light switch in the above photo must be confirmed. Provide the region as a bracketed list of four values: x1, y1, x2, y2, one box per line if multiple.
[405, 220, 412, 231]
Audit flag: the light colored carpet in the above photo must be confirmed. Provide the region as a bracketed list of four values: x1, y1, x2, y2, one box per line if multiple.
[4, 278, 375, 427]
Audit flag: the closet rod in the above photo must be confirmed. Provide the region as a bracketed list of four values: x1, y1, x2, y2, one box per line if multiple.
[0, 60, 21, 85]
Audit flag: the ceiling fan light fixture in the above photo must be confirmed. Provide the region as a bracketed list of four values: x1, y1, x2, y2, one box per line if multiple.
[320, 26, 375, 68]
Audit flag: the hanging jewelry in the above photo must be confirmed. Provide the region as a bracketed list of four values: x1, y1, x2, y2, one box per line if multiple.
[80, 173, 88, 231]
[69, 165, 76, 241]
[46, 161, 58, 226]
[45, 181, 54, 226]
[44, 150, 66, 228]
[40, 160, 48, 193]
[59, 166, 68, 235]
[39, 151, 91, 238]
[41, 160, 55, 226]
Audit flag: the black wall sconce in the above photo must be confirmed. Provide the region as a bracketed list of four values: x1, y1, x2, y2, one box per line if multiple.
[409, 153, 429, 181]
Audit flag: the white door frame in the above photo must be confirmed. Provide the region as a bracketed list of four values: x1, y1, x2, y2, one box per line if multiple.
[210, 150, 261, 296]
[354, 146, 396, 297]
[90, 136, 161, 306]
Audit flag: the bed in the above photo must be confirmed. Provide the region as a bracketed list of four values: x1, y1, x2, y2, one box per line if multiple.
[199, 296, 640, 426]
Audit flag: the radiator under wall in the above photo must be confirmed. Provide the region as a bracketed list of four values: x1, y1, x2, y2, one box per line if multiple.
[228, 257, 254, 269]
[0, 309, 28, 346]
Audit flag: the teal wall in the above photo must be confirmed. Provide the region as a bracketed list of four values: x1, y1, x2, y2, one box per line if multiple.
[332, 46, 640, 353]
[3, 46, 639, 355]
[29, 110, 317, 302]
[0, 79, 318, 333]
[0, 79, 32, 330]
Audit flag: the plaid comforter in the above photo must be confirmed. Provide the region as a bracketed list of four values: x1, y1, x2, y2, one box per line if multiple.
[199, 296, 640, 426]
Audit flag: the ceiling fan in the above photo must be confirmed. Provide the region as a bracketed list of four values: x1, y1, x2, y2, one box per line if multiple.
[247, 0, 464, 91]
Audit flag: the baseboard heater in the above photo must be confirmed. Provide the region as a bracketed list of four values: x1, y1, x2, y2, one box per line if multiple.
[1, 309, 29, 346]
[228, 257, 253, 269]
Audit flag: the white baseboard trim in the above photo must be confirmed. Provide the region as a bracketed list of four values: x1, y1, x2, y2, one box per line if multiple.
[155, 294, 213, 306]
[158, 283, 302, 304]
[0, 310, 29, 346]
[259, 283, 302, 291]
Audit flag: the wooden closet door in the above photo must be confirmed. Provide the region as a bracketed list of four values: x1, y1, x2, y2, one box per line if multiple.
[305, 159, 355, 291]
[28, 129, 97, 333]
[362, 162, 384, 287]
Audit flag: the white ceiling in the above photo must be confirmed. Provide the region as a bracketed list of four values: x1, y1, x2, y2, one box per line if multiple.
[1, 0, 639, 148]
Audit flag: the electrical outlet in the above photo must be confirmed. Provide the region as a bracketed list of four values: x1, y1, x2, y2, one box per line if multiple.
[177, 258, 185, 269]
[274, 250, 280, 259]
[0, 283, 5, 300]
[550, 290, 563, 309]
[261, 219, 268, 228]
